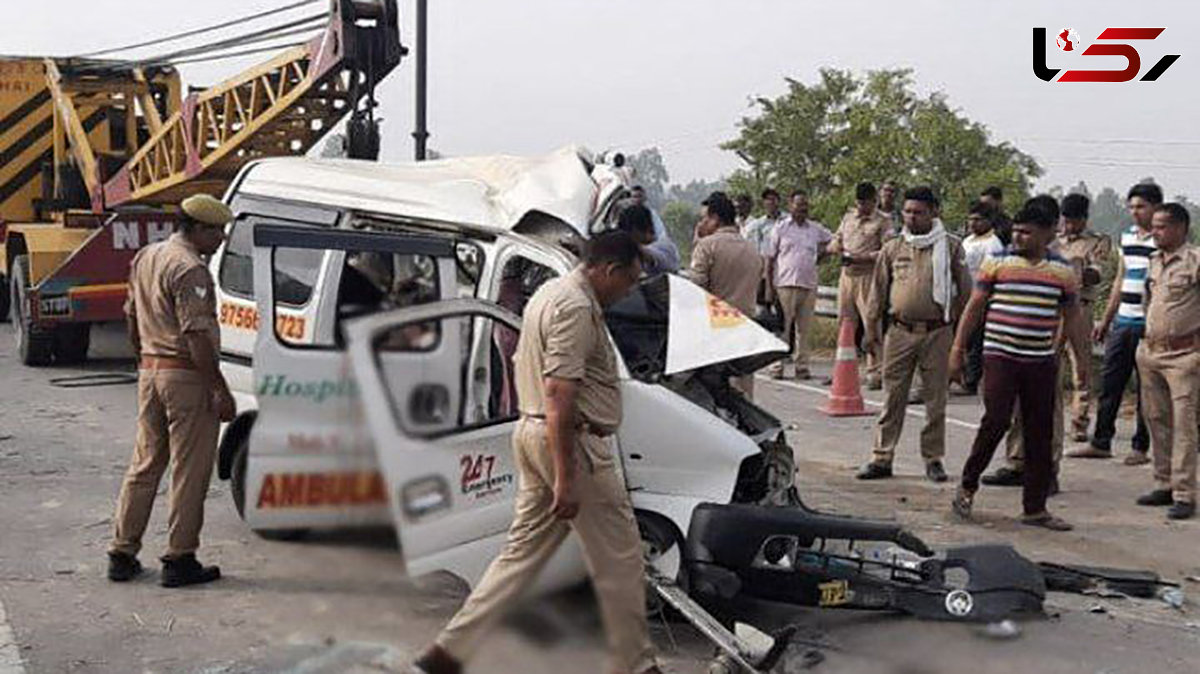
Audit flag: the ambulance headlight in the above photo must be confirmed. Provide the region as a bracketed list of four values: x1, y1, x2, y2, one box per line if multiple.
[401, 475, 451, 520]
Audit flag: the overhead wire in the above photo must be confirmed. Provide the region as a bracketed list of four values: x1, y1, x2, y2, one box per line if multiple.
[72, 0, 321, 58]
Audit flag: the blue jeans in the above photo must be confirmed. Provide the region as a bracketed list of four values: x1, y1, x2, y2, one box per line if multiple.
[1091, 322, 1150, 452]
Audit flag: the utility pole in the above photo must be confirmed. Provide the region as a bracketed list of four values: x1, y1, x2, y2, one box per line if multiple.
[413, 0, 429, 160]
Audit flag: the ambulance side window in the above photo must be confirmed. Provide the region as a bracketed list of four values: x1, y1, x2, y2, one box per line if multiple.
[218, 219, 254, 298]
[328, 250, 442, 347]
[220, 216, 324, 305]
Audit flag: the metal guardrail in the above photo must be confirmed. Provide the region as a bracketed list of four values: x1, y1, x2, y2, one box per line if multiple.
[815, 285, 838, 318]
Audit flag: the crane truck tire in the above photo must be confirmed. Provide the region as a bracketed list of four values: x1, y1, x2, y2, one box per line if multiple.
[11, 256, 55, 366]
[0, 272, 9, 323]
[53, 324, 91, 365]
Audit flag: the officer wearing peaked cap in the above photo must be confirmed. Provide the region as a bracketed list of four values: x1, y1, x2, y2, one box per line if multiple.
[107, 193, 235, 587]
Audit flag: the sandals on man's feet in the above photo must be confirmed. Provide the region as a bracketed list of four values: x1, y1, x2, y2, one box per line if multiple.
[951, 487, 974, 520]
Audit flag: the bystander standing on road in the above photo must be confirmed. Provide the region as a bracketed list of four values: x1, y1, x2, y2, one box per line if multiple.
[979, 186, 1013, 246]
[629, 185, 680, 273]
[1133, 203, 1198, 520]
[960, 200, 1006, 395]
[743, 188, 787, 327]
[688, 191, 763, 399]
[878, 180, 901, 231]
[734, 193, 753, 231]
[106, 194, 235, 588]
[1073, 183, 1161, 463]
[828, 182, 894, 389]
[413, 231, 662, 674]
[951, 196, 1090, 532]
[618, 203, 673, 276]
[764, 190, 832, 380]
[982, 194, 1108, 491]
[857, 187, 972, 483]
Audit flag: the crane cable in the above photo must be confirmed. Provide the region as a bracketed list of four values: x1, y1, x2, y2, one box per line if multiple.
[68, 13, 327, 73]
[118, 15, 326, 68]
[72, 0, 321, 58]
[167, 41, 311, 66]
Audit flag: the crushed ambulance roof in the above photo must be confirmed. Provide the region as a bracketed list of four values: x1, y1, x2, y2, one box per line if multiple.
[235, 146, 600, 235]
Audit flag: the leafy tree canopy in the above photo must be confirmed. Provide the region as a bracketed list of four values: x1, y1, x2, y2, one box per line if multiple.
[721, 68, 1042, 232]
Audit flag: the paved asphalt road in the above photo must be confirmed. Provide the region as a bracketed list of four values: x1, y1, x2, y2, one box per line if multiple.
[0, 323, 1196, 674]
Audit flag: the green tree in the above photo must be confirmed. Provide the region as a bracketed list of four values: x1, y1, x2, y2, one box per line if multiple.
[722, 68, 1041, 234]
[660, 200, 698, 263]
[667, 178, 728, 207]
[1090, 186, 1127, 238]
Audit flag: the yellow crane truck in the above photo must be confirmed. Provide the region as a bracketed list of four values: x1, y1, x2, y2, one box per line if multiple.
[0, 0, 402, 365]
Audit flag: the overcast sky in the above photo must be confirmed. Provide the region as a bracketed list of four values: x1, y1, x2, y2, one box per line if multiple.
[8, 0, 1198, 199]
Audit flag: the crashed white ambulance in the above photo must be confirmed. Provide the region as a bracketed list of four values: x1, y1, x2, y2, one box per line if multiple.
[209, 147, 1045, 625]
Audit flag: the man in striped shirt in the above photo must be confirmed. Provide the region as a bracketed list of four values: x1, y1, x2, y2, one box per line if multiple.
[1071, 183, 1160, 463]
[950, 196, 1090, 531]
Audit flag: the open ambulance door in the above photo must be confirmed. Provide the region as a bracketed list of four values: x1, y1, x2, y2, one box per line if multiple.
[344, 299, 527, 582]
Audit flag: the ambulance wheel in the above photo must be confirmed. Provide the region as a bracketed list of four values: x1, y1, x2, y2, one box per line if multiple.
[638, 511, 685, 618]
[53, 324, 91, 365]
[229, 433, 309, 542]
[11, 256, 54, 367]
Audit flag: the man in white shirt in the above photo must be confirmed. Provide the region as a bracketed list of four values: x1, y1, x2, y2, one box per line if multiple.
[743, 188, 787, 326]
[960, 200, 1006, 394]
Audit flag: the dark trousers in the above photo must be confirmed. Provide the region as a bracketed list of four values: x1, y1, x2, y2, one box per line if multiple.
[963, 325, 985, 389]
[961, 355, 1058, 516]
[1092, 323, 1150, 452]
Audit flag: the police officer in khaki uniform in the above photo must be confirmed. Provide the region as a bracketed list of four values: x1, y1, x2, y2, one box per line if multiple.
[1056, 194, 1114, 442]
[858, 187, 972, 483]
[107, 194, 235, 587]
[829, 182, 894, 390]
[1134, 203, 1199, 520]
[688, 192, 763, 399]
[415, 231, 661, 674]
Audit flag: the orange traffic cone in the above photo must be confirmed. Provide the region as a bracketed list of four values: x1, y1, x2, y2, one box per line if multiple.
[820, 318, 872, 417]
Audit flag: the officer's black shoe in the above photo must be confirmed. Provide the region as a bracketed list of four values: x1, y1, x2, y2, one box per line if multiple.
[160, 554, 221, 588]
[925, 461, 948, 483]
[107, 552, 143, 582]
[1167, 502, 1195, 520]
[856, 462, 893, 480]
[1136, 489, 1174, 507]
[981, 467, 1024, 487]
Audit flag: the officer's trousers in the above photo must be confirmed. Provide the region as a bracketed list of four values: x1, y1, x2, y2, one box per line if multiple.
[838, 271, 880, 383]
[111, 368, 218, 558]
[437, 418, 656, 674]
[872, 323, 951, 465]
[1137, 344, 1199, 504]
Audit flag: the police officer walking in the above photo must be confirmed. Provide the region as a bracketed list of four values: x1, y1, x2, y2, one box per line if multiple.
[414, 231, 662, 674]
[858, 187, 972, 482]
[107, 194, 235, 587]
[1134, 203, 1199, 520]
